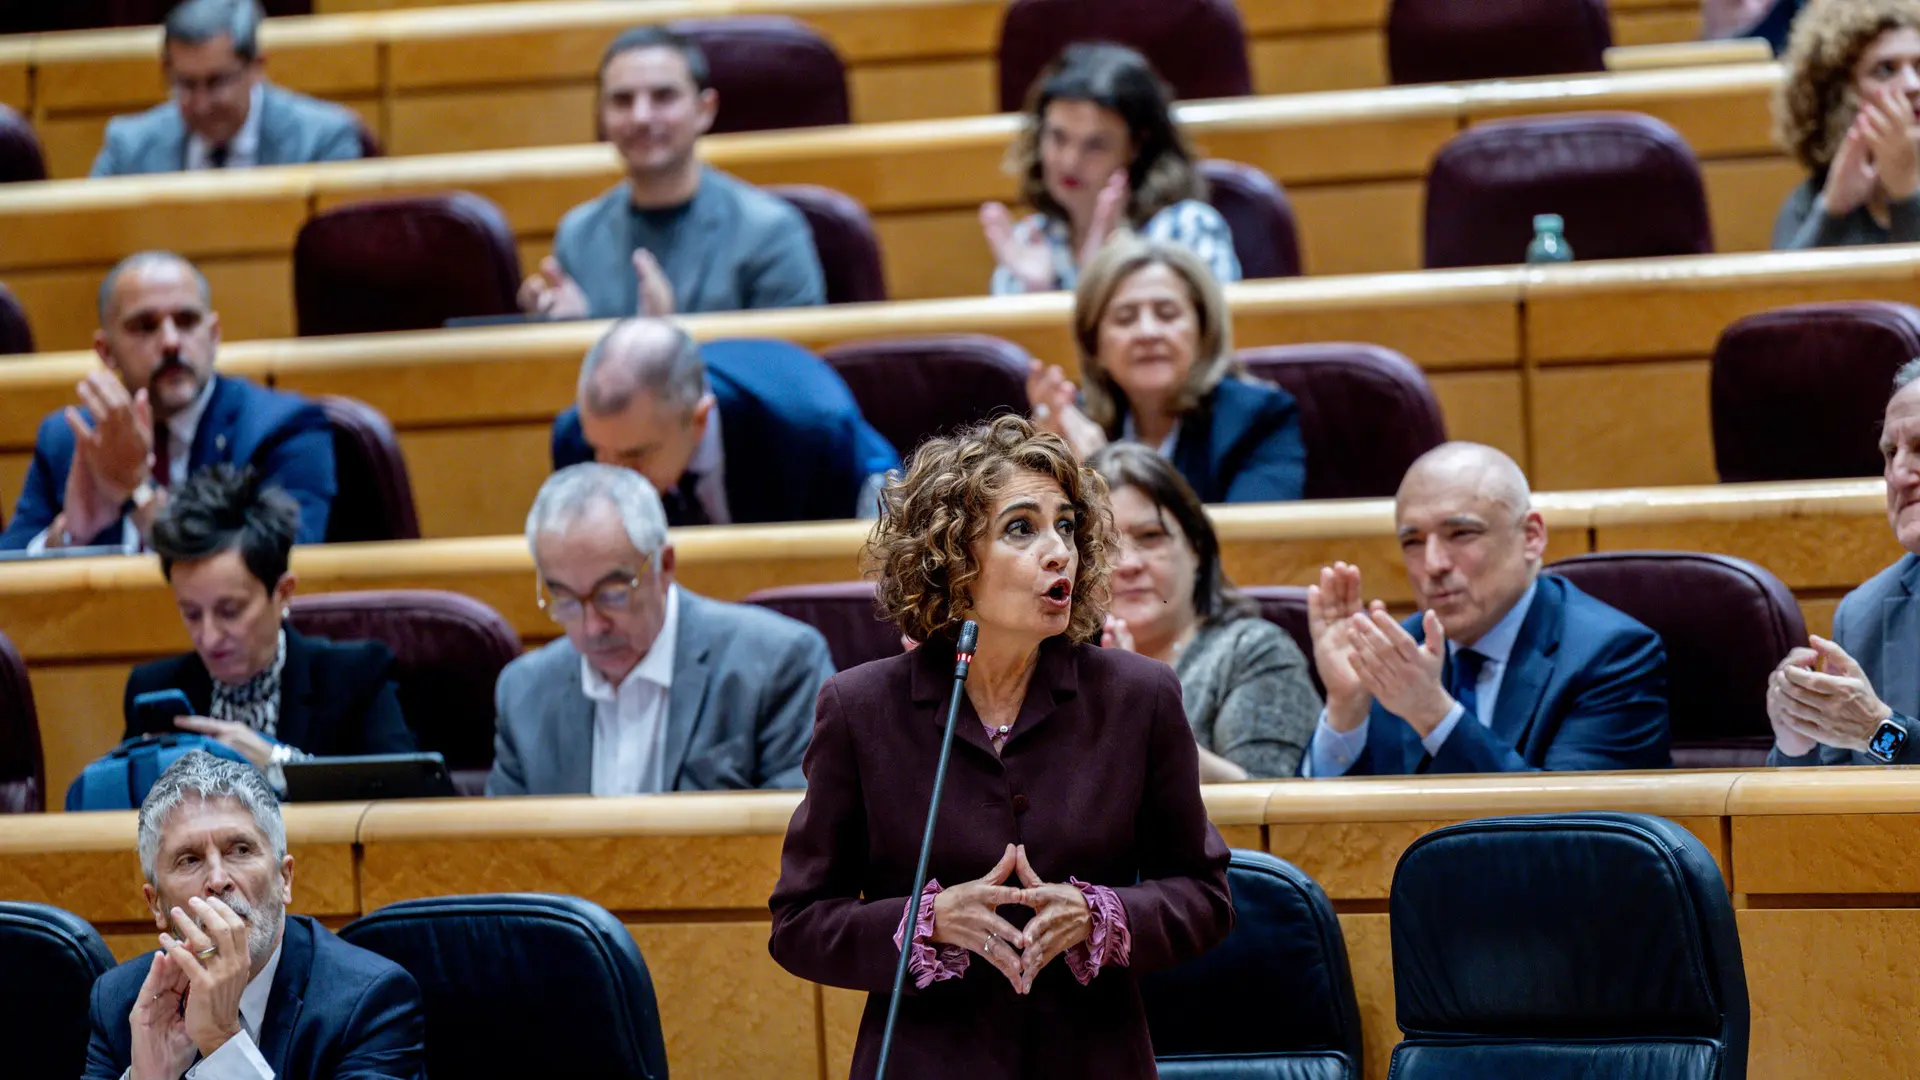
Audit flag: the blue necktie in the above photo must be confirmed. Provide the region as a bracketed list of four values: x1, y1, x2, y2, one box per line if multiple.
[1450, 647, 1487, 722]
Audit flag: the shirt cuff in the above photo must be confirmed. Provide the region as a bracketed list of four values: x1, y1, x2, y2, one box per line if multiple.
[1304, 709, 1369, 777]
[1418, 702, 1469, 757]
[186, 1030, 274, 1080]
[891, 878, 969, 989]
[1064, 879, 1131, 985]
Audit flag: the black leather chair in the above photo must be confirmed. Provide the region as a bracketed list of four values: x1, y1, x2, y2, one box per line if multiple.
[0, 901, 117, 1078]
[1389, 812, 1749, 1079]
[340, 893, 668, 1080]
[1141, 850, 1363, 1079]
[0, 630, 45, 813]
[744, 581, 902, 671]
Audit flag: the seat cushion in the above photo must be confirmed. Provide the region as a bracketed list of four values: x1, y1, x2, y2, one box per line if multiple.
[1200, 160, 1302, 279]
[997, 0, 1252, 110]
[1389, 1039, 1724, 1079]
[822, 333, 1030, 457]
[1236, 344, 1446, 499]
[1387, 0, 1609, 85]
[1159, 1051, 1355, 1080]
[669, 16, 850, 133]
[318, 396, 421, 543]
[766, 185, 886, 304]
[0, 105, 47, 183]
[294, 192, 522, 336]
[743, 582, 901, 670]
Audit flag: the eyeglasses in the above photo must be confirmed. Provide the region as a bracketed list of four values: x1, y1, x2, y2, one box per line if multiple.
[169, 66, 250, 99]
[538, 574, 645, 625]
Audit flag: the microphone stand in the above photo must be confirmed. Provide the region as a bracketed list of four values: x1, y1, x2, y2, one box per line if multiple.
[873, 619, 977, 1080]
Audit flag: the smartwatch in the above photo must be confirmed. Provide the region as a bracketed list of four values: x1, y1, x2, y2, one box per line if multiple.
[1866, 715, 1911, 764]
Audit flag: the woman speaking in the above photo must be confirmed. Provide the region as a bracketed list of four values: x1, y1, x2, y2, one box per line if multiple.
[768, 415, 1231, 1078]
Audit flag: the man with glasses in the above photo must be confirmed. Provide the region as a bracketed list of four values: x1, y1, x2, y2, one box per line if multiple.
[91, 0, 365, 178]
[486, 462, 834, 795]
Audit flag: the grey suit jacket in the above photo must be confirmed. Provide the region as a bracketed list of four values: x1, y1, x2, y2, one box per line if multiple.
[552, 165, 826, 317]
[1770, 552, 1920, 766]
[486, 589, 834, 795]
[90, 82, 364, 177]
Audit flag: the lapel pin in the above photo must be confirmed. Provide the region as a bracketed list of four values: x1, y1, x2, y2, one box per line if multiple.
[215, 434, 228, 455]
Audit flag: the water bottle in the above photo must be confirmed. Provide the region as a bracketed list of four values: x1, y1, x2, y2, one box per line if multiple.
[1525, 214, 1573, 264]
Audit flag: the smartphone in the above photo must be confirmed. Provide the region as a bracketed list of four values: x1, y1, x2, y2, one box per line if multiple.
[132, 689, 195, 732]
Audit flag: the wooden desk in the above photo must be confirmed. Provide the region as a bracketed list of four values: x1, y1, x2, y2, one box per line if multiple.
[0, 0, 1703, 178]
[5, 766, 1916, 1079]
[0, 63, 1804, 349]
[0, 478, 1903, 808]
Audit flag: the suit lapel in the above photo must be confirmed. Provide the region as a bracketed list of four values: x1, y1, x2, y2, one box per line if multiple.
[1488, 579, 1561, 751]
[659, 594, 713, 790]
[1881, 557, 1920, 719]
[676, 172, 726, 310]
[189, 377, 236, 469]
[258, 916, 314, 1074]
[254, 86, 282, 165]
[275, 631, 316, 750]
[558, 647, 595, 794]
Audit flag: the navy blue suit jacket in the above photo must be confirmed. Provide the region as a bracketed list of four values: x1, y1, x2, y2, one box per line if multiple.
[84, 915, 424, 1079]
[1339, 574, 1671, 775]
[0, 375, 336, 549]
[552, 339, 899, 524]
[1152, 376, 1305, 505]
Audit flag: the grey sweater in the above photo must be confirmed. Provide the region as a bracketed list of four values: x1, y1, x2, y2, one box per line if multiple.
[1772, 177, 1920, 249]
[1172, 616, 1321, 778]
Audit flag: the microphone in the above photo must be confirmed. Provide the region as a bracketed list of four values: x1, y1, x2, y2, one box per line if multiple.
[874, 619, 978, 1080]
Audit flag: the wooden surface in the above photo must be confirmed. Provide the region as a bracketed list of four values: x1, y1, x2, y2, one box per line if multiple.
[1, 476, 1905, 798]
[11, 765, 1920, 1080]
[0, 62, 1804, 350]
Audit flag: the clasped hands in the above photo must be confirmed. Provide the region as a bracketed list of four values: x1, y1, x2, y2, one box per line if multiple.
[128, 896, 253, 1080]
[1308, 562, 1455, 736]
[1766, 635, 1892, 757]
[929, 843, 1091, 994]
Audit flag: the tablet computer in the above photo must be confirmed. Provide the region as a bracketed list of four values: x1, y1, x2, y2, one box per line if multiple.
[281, 753, 457, 803]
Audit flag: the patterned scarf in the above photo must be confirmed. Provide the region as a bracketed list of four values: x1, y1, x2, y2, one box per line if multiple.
[210, 630, 287, 738]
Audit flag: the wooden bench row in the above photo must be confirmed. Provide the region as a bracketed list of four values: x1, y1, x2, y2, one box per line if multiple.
[3, 245, 1914, 540]
[0, 62, 1804, 350]
[2, 476, 1901, 812]
[1, 0, 1702, 177]
[0, 768, 1908, 1079]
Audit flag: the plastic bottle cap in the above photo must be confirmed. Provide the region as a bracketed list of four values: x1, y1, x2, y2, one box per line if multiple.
[1533, 213, 1564, 232]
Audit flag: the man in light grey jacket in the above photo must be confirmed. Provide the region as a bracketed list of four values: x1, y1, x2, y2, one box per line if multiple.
[91, 0, 365, 178]
[487, 463, 833, 796]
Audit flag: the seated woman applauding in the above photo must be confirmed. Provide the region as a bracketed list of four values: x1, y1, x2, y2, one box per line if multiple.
[982, 42, 1240, 294]
[769, 415, 1232, 1079]
[1090, 442, 1320, 779]
[1028, 233, 1306, 504]
[124, 466, 415, 779]
[1773, 0, 1920, 248]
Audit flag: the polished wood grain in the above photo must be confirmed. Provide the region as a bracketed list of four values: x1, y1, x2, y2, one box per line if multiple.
[1738, 908, 1920, 1079]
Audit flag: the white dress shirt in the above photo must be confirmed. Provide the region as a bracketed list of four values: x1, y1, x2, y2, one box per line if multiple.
[186, 83, 265, 171]
[1119, 413, 1182, 457]
[686, 408, 732, 526]
[585, 584, 681, 796]
[1305, 581, 1540, 777]
[120, 940, 283, 1080]
[28, 375, 216, 554]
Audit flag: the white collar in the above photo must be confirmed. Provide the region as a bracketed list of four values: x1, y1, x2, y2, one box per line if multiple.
[1119, 411, 1181, 457]
[239, 937, 283, 1042]
[580, 583, 680, 699]
[188, 81, 265, 162]
[1455, 578, 1539, 664]
[165, 374, 218, 450]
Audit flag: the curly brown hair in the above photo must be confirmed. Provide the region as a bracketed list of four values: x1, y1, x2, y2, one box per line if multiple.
[1775, 0, 1920, 172]
[867, 415, 1114, 646]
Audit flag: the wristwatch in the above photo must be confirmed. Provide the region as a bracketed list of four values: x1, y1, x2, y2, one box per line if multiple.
[1866, 715, 1911, 764]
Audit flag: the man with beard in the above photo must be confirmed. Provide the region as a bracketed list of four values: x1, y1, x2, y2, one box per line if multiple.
[515, 26, 826, 319]
[84, 751, 423, 1079]
[0, 251, 335, 551]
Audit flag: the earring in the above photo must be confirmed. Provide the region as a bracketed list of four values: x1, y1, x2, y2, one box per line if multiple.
[282, 606, 291, 619]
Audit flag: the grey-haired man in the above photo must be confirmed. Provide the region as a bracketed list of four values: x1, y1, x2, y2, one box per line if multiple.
[83, 751, 423, 1080]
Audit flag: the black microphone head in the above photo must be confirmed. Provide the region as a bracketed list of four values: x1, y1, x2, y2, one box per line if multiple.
[957, 620, 979, 653]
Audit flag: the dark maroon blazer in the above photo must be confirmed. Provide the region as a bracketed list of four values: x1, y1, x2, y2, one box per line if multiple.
[768, 634, 1233, 1078]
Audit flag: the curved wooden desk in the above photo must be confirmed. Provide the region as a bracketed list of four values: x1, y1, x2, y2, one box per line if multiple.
[3, 767, 1909, 1079]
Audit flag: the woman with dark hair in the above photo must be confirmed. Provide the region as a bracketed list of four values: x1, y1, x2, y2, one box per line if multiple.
[1089, 443, 1319, 779]
[123, 465, 414, 777]
[769, 415, 1231, 1079]
[981, 42, 1240, 294]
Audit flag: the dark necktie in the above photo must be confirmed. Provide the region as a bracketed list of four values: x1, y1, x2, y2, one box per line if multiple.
[1450, 647, 1488, 722]
[152, 429, 172, 491]
[208, 143, 232, 168]
[661, 472, 709, 527]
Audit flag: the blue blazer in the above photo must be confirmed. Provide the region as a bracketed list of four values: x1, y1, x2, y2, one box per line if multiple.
[1339, 574, 1671, 775]
[0, 375, 336, 550]
[552, 339, 899, 524]
[1152, 376, 1306, 504]
[84, 915, 424, 1080]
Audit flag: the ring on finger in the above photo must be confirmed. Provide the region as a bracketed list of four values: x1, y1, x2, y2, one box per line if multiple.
[195, 945, 218, 961]
[984, 933, 998, 954]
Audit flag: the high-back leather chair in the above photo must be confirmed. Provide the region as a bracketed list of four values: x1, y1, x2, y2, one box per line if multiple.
[1240, 585, 1320, 696]
[287, 591, 520, 794]
[1389, 812, 1748, 1079]
[0, 631, 44, 813]
[2, 0, 307, 31]
[1548, 552, 1801, 769]
[670, 16, 851, 133]
[1387, 0, 1610, 85]
[0, 105, 47, 183]
[1141, 850, 1364, 1078]
[996, 0, 1253, 111]
[0, 902, 117, 1077]
[766, 185, 887, 305]
[342, 893, 667, 1080]
[821, 334, 1031, 457]
[1711, 301, 1920, 482]
[317, 396, 421, 544]
[744, 581, 902, 670]
[1424, 113, 1712, 269]
[1237, 344, 1447, 499]
[293, 193, 522, 336]
[1199, 159, 1303, 280]
[0, 283, 34, 356]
